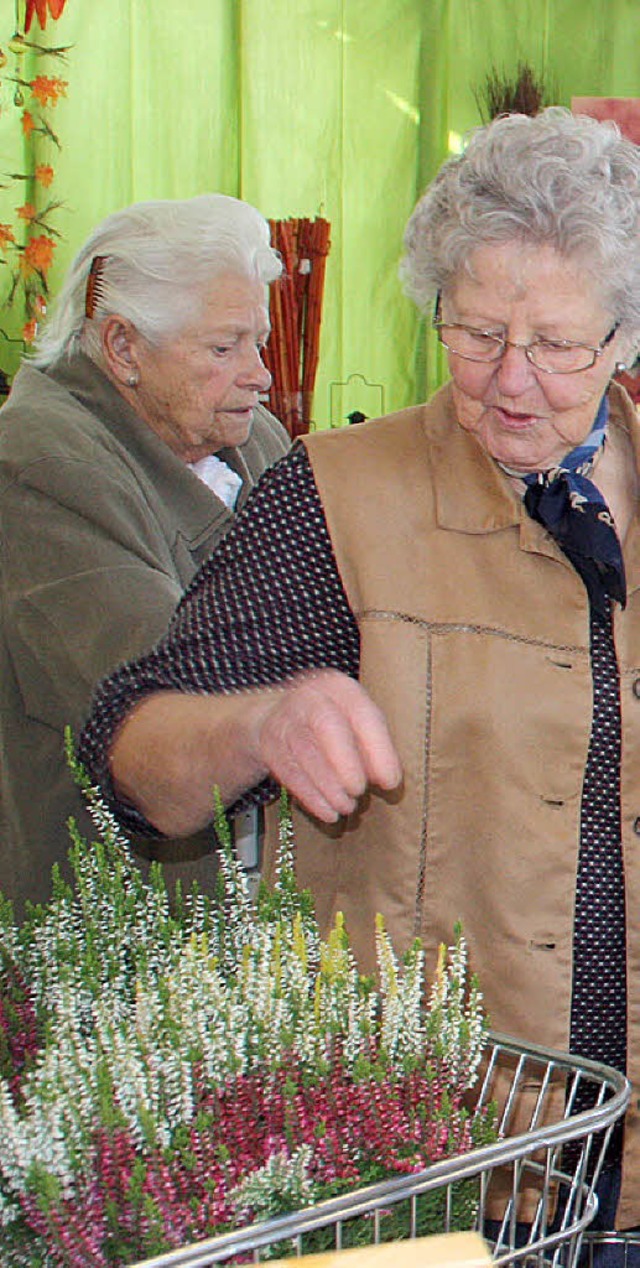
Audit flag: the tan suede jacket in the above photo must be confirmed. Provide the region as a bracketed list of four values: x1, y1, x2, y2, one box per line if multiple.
[288, 381, 640, 1225]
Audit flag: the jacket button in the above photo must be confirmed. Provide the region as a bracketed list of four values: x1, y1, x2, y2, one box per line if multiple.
[633, 679, 640, 699]
[634, 817, 640, 837]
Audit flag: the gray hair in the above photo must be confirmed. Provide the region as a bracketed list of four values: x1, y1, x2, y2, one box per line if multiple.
[30, 193, 283, 368]
[400, 107, 640, 341]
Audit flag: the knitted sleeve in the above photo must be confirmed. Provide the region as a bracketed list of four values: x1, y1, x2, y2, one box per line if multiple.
[77, 443, 361, 832]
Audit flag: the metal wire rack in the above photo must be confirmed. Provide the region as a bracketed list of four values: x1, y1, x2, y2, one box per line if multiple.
[582, 1234, 640, 1267]
[131, 1031, 630, 1268]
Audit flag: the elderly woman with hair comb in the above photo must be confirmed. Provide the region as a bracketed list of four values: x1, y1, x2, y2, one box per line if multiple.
[0, 193, 289, 908]
[81, 109, 640, 1246]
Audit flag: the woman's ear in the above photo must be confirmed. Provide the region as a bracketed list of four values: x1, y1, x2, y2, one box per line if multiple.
[101, 315, 141, 387]
[615, 330, 640, 375]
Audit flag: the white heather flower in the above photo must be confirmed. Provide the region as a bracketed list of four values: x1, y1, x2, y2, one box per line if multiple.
[0, 789, 491, 1253]
[230, 1144, 314, 1224]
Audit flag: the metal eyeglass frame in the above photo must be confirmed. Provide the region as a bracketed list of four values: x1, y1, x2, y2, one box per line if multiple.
[432, 293, 620, 374]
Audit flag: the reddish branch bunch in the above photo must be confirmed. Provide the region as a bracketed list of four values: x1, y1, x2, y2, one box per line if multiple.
[264, 216, 331, 438]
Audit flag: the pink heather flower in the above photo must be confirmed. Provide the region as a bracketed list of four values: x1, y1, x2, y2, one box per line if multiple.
[0, 807, 489, 1262]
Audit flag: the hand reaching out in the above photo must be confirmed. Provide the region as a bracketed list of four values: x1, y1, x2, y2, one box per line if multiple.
[249, 668, 402, 822]
[109, 669, 402, 836]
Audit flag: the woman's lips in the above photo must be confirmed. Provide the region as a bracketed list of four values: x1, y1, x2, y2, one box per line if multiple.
[492, 405, 539, 430]
[222, 405, 255, 418]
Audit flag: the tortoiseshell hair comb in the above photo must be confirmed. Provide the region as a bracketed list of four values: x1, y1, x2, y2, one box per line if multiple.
[84, 255, 108, 320]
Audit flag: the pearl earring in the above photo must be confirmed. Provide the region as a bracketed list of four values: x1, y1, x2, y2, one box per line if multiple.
[127, 371, 139, 388]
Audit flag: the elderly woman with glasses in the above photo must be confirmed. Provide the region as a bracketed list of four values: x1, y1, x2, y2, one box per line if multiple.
[81, 108, 640, 1236]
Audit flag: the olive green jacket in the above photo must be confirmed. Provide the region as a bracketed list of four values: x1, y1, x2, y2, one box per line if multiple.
[288, 380, 640, 1225]
[0, 353, 289, 911]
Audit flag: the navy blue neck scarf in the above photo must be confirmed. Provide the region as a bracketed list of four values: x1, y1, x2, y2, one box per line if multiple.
[519, 397, 626, 616]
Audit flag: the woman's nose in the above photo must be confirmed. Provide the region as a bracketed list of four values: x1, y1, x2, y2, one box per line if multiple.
[495, 341, 537, 394]
[241, 346, 272, 391]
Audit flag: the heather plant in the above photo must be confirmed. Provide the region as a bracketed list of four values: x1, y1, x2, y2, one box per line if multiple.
[0, 754, 493, 1267]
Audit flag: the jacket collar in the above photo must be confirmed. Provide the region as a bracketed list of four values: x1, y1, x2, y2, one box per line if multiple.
[608, 380, 640, 595]
[427, 382, 531, 534]
[425, 379, 640, 582]
[45, 353, 235, 552]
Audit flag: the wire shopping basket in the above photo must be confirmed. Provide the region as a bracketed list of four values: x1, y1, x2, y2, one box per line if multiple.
[582, 1234, 640, 1267]
[131, 1031, 630, 1268]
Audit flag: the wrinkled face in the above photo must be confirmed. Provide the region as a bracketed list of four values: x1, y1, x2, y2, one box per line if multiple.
[131, 272, 272, 463]
[444, 241, 622, 474]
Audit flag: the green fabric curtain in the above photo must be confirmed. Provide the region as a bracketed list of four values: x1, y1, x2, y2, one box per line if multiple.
[1, 0, 640, 418]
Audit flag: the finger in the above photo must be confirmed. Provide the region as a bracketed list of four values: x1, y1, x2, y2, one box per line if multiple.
[303, 671, 402, 792]
[258, 672, 401, 819]
[324, 676, 402, 791]
[261, 697, 363, 819]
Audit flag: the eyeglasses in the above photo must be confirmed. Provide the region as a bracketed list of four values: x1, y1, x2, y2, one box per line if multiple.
[432, 294, 620, 375]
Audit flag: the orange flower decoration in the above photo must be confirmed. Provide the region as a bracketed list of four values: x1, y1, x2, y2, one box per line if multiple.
[0, 224, 16, 253]
[22, 318, 38, 344]
[30, 76, 67, 108]
[35, 164, 54, 188]
[21, 111, 35, 138]
[20, 234, 56, 277]
[17, 204, 37, 223]
[24, 0, 68, 34]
